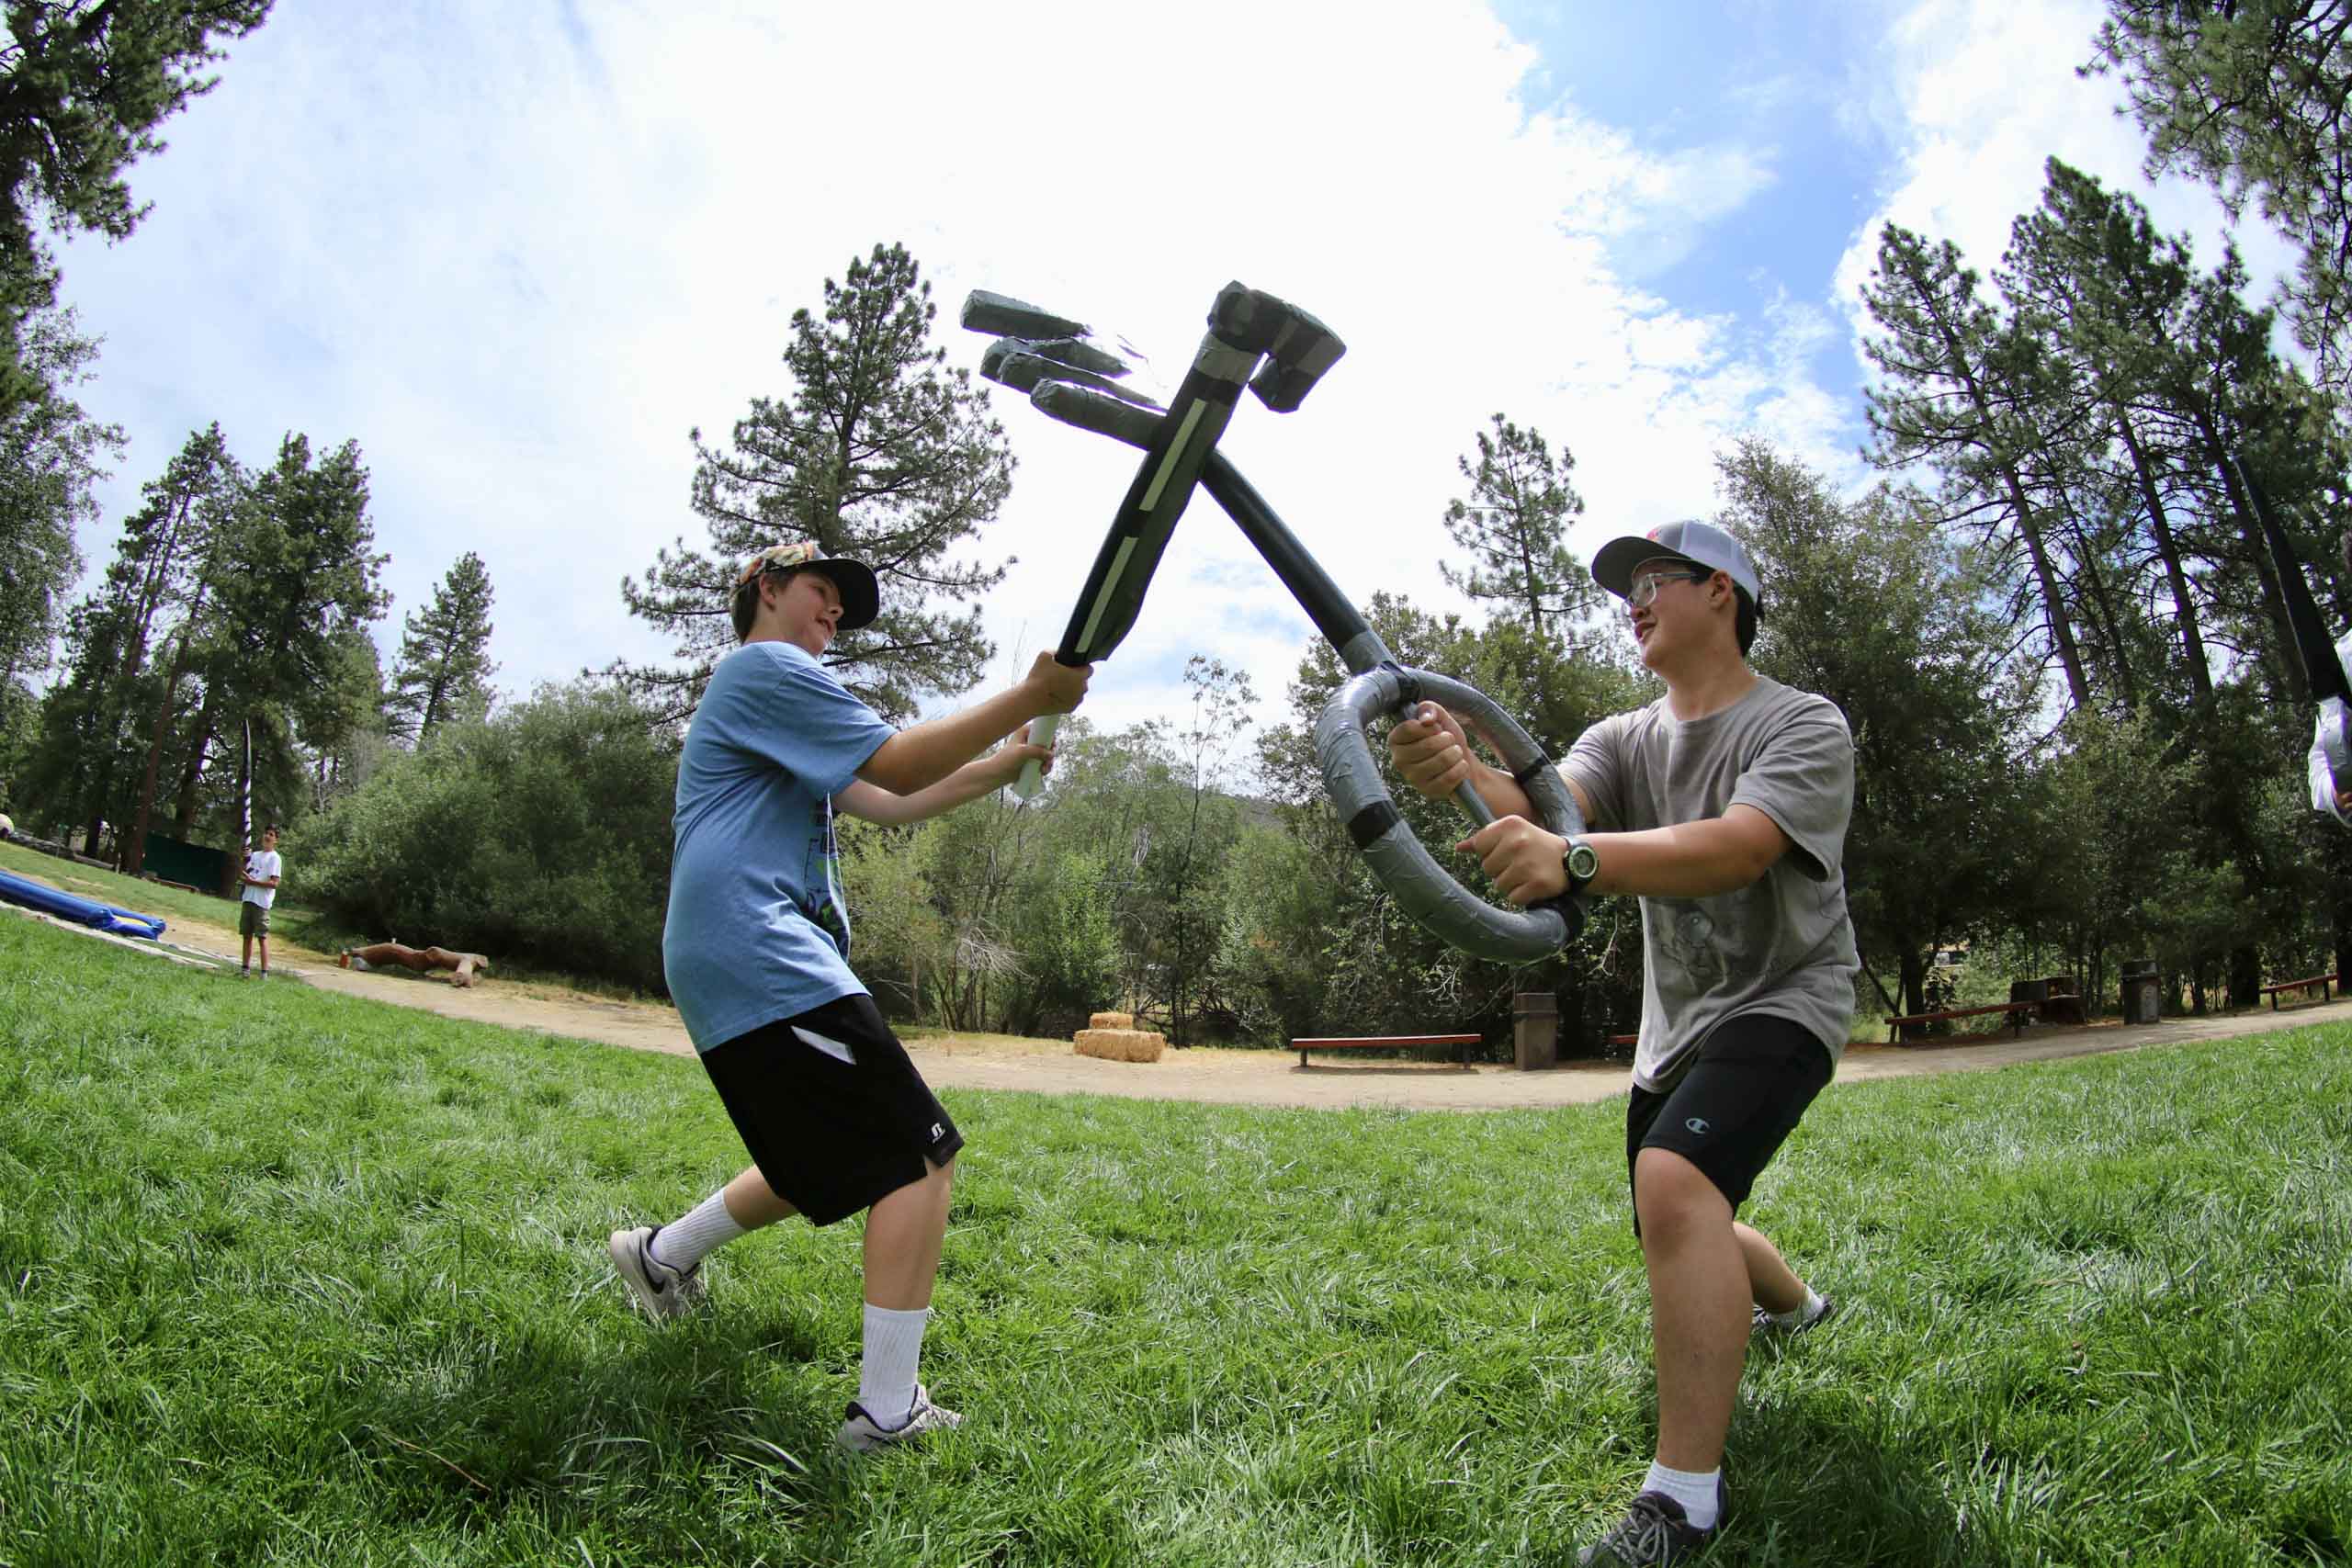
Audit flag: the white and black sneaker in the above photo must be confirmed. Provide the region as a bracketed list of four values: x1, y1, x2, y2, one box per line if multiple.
[1750, 1294, 1838, 1338]
[606, 1225, 706, 1323]
[837, 1384, 962, 1453]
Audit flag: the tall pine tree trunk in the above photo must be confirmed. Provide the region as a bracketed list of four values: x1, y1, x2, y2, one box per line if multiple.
[1910, 258, 2095, 708]
[2115, 412, 2213, 698]
[2005, 482, 2095, 709]
[172, 688, 219, 838]
[2061, 507, 2138, 706]
[1898, 947, 1929, 1038]
[2203, 426, 2309, 703]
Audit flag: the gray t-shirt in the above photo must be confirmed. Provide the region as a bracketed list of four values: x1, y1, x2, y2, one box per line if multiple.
[1563, 675, 1860, 1091]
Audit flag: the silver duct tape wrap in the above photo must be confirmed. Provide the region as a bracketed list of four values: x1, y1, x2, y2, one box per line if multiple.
[1335, 630, 1389, 679]
[1315, 665, 1585, 962]
[981, 344, 1161, 409]
[1033, 379, 1161, 445]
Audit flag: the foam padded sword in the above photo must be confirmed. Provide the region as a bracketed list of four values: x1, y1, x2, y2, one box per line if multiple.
[963, 285, 1343, 800]
[967, 288, 1589, 960]
[2234, 454, 2352, 794]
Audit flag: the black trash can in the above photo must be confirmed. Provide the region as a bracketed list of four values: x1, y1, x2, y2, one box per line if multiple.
[2120, 960, 2160, 1025]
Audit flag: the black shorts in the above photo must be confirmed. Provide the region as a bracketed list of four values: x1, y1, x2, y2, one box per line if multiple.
[1625, 1012, 1832, 1231]
[699, 993, 964, 1227]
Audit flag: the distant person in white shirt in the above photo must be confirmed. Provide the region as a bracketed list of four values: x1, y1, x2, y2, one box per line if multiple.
[239, 825, 282, 978]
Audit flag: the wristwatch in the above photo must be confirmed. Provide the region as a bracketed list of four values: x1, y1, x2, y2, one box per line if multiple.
[1561, 835, 1600, 895]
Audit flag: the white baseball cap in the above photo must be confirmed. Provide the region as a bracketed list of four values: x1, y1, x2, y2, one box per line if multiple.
[1591, 520, 1761, 608]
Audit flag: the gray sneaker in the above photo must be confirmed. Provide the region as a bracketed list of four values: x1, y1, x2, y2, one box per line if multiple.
[1577, 1483, 1723, 1565]
[1751, 1294, 1837, 1338]
[837, 1383, 962, 1453]
[606, 1225, 706, 1323]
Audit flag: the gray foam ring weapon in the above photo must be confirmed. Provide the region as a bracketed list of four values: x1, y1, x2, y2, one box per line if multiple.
[965, 285, 1588, 962]
[2236, 454, 2352, 793]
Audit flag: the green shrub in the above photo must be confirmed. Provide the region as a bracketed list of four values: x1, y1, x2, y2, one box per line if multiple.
[288, 682, 675, 993]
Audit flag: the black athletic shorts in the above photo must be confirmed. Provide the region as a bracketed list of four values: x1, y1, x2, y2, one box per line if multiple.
[699, 993, 964, 1227]
[1624, 1012, 1832, 1232]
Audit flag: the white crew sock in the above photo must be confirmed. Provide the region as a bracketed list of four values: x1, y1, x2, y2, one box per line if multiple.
[857, 1303, 931, 1428]
[648, 1190, 744, 1272]
[1766, 1286, 1825, 1328]
[1641, 1461, 1723, 1530]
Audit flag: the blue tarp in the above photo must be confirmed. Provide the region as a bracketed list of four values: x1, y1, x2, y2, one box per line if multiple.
[0, 869, 167, 940]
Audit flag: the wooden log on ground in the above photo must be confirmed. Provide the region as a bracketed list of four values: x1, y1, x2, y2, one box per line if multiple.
[342, 942, 493, 987]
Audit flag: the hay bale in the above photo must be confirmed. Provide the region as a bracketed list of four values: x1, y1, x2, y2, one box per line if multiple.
[1074, 1028, 1164, 1064]
[1088, 1010, 1135, 1030]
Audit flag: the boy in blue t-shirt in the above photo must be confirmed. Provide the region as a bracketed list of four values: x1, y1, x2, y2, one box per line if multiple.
[610, 540, 1091, 1453]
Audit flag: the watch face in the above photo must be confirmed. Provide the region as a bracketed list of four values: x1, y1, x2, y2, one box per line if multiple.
[1566, 840, 1600, 881]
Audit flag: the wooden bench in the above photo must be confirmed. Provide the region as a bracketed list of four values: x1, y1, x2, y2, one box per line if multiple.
[1885, 1000, 2037, 1044]
[1293, 1033, 1480, 1068]
[2259, 973, 2338, 1010]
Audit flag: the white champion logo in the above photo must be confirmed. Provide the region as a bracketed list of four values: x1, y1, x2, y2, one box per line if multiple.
[930, 1122, 944, 1140]
[1685, 1117, 1712, 1135]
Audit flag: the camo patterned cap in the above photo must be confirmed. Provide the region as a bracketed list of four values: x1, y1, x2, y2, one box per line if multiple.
[736, 541, 880, 630]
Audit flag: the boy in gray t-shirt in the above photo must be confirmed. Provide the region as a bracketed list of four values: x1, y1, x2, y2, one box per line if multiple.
[1391, 519, 1858, 1566]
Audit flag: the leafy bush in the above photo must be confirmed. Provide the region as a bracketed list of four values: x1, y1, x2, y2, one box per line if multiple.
[288, 682, 676, 993]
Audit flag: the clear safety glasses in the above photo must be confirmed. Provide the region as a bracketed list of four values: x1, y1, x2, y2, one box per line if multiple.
[1627, 568, 1711, 610]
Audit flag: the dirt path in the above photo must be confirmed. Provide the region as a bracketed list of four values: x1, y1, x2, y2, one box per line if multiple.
[22, 897, 2335, 1112]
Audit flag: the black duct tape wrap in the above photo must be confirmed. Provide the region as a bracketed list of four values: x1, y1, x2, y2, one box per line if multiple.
[1316, 665, 1587, 961]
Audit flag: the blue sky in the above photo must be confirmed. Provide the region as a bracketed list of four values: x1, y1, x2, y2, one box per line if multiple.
[46, 0, 2299, 744]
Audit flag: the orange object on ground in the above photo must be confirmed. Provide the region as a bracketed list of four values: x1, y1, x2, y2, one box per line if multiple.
[340, 942, 492, 987]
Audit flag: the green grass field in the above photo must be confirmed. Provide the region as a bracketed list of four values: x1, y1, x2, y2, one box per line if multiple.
[2, 913, 2346, 1566]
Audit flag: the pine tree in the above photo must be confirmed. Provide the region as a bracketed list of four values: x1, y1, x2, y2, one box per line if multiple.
[2087, 0, 2352, 387]
[1998, 159, 2216, 703]
[163, 432, 386, 839]
[2151, 250, 2335, 705]
[1437, 413, 1600, 650]
[389, 550, 498, 743]
[614, 242, 1013, 724]
[0, 2, 277, 416]
[1860, 221, 2096, 710]
[20, 423, 234, 864]
[0, 305, 118, 699]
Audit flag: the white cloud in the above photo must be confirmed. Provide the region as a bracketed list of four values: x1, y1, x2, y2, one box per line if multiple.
[1831, 0, 2306, 388]
[52, 0, 1855, 762]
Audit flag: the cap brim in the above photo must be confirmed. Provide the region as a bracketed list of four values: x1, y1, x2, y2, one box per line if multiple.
[1591, 536, 1705, 599]
[812, 560, 881, 630]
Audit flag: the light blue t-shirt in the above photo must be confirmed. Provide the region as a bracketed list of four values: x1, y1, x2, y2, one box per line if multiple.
[663, 640, 894, 1052]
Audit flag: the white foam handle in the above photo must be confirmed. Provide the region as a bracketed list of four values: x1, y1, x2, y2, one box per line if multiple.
[1011, 714, 1062, 802]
